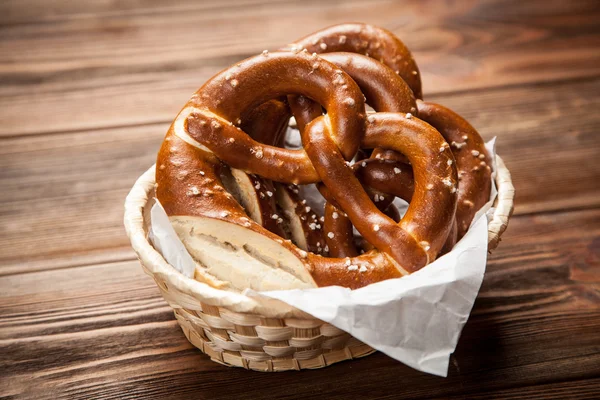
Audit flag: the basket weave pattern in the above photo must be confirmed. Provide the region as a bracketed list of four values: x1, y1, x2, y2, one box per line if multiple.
[152, 273, 375, 371]
[124, 156, 514, 371]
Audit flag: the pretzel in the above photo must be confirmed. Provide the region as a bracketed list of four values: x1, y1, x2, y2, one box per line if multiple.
[283, 25, 490, 246]
[417, 101, 492, 237]
[283, 22, 422, 99]
[275, 182, 327, 255]
[284, 24, 421, 160]
[349, 104, 491, 242]
[154, 23, 494, 291]
[156, 51, 458, 290]
[240, 24, 422, 238]
[246, 23, 421, 162]
[279, 52, 459, 259]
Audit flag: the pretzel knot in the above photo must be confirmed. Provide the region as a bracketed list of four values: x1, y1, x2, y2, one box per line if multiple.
[156, 24, 492, 290]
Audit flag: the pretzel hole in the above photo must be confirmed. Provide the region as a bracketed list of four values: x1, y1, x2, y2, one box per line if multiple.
[283, 122, 302, 150]
[218, 158, 330, 255]
[212, 109, 337, 256]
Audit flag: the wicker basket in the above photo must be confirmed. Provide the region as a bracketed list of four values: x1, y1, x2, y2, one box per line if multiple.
[124, 156, 514, 372]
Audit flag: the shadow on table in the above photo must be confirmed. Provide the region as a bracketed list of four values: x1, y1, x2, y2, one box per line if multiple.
[147, 296, 508, 400]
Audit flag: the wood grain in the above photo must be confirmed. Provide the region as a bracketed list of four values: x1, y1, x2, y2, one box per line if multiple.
[1, 0, 599, 398]
[1, 208, 598, 399]
[2, 78, 599, 275]
[438, 379, 600, 400]
[1, 0, 599, 136]
[0, 0, 289, 24]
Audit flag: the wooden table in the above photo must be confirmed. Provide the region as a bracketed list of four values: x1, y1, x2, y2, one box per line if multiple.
[1, 1, 599, 398]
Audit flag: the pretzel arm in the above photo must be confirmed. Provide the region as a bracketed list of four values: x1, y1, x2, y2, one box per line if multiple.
[225, 100, 292, 237]
[184, 52, 366, 184]
[303, 113, 457, 275]
[285, 23, 422, 99]
[291, 52, 416, 130]
[417, 100, 492, 238]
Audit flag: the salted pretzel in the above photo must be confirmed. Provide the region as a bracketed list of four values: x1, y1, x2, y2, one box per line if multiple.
[277, 51, 460, 258]
[281, 25, 491, 247]
[282, 23, 420, 162]
[283, 23, 423, 99]
[156, 50, 458, 291]
[239, 25, 421, 249]
[417, 101, 492, 237]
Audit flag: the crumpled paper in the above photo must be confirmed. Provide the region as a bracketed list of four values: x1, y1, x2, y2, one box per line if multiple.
[150, 202, 197, 278]
[150, 139, 498, 377]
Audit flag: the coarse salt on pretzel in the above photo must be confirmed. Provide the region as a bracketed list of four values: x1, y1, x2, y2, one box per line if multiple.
[155, 24, 492, 291]
[417, 101, 492, 238]
[221, 99, 290, 239]
[157, 51, 364, 290]
[284, 25, 490, 246]
[283, 51, 459, 259]
[156, 51, 458, 290]
[284, 22, 422, 99]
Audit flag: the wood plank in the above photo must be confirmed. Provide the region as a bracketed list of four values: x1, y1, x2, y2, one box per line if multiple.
[0, 0, 286, 25]
[0, 208, 598, 399]
[437, 378, 600, 400]
[1, 0, 599, 136]
[0, 123, 163, 275]
[1, 1, 597, 398]
[1, 78, 599, 274]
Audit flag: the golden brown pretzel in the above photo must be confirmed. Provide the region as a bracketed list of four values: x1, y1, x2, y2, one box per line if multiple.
[302, 113, 457, 286]
[236, 24, 421, 241]
[342, 104, 491, 244]
[281, 51, 457, 259]
[304, 112, 457, 270]
[283, 25, 490, 245]
[225, 100, 290, 238]
[184, 51, 365, 184]
[156, 51, 458, 290]
[284, 23, 422, 99]
[417, 100, 492, 238]
[322, 157, 461, 258]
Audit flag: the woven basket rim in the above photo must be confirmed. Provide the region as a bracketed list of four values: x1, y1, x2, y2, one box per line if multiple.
[124, 155, 515, 319]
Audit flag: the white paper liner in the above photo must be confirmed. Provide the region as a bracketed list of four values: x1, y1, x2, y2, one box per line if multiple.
[149, 202, 197, 278]
[150, 139, 498, 377]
